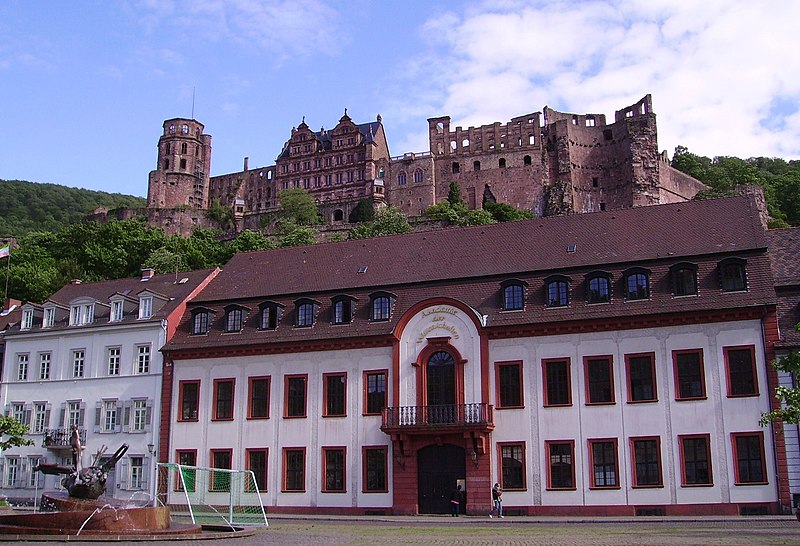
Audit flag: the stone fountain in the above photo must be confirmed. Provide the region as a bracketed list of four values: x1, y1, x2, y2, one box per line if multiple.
[0, 429, 205, 538]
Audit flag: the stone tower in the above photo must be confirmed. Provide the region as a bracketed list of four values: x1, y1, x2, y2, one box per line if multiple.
[147, 118, 212, 209]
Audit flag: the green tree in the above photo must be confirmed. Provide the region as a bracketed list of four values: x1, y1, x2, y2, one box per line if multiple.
[424, 201, 496, 227]
[206, 198, 236, 231]
[348, 206, 411, 239]
[277, 220, 317, 247]
[143, 246, 189, 274]
[447, 182, 462, 205]
[0, 415, 34, 451]
[278, 188, 322, 226]
[483, 201, 535, 222]
[227, 229, 274, 255]
[348, 198, 375, 223]
[761, 324, 800, 426]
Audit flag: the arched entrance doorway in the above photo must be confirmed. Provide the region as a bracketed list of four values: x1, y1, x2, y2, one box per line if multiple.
[417, 444, 466, 514]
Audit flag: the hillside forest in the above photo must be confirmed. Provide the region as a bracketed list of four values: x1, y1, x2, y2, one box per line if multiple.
[0, 147, 798, 304]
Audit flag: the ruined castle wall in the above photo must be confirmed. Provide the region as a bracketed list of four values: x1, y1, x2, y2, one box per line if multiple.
[385, 154, 436, 218]
[210, 165, 278, 212]
[658, 163, 707, 203]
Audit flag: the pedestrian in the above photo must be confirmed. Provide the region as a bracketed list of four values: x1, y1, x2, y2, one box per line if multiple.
[488, 482, 503, 518]
[450, 484, 462, 516]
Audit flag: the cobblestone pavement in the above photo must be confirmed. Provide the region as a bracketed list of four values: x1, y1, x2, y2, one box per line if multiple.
[5, 515, 800, 545]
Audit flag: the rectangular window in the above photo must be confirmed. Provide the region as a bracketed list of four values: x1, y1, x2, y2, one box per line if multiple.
[175, 450, 196, 492]
[284, 375, 308, 418]
[260, 306, 279, 330]
[129, 456, 144, 489]
[362, 446, 387, 492]
[210, 449, 232, 492]
[246, 448, 268, 492]
[631, 437, 663, 487]
[584, 356, 614, 404]
[102, 400, 118, 432]
[16, 354, 28, 381]
[32, 403, 48, 434]
[546, 441, 575, 490]
[132, 399, 148, 432]
[139, 296, 153, 319]
[322, 447, 346, 493]
[364, 370, 387, 415]
[496, 361, 523, 408]
[323, 373, 347, 417]
[66, 401, 82, 427]
[107, 347, 121, 375]
[589, 439, 619, 488]
[136, 345, 151, 374]
[10, 403, 25, 424]
[732, 432, 767, 485]
[679, 434, 712, 486]
[673, 349, 706, 400]
[626, 353, 656, 402]
[283, 447, 306, 492]
[178, 380, 200, 421]
[543, 359, 572, 406]
[499, 442, 526, 490]
[5, 458, 18, 487]
[724, 345, 758, 397]
[111, 300, 123, 322]
[213, 378, 235, 421]
[248, 376, 270, 419]
[43, 307, 55, 327]
[39, 353, 51, 380]
[72, 350, 85, 378]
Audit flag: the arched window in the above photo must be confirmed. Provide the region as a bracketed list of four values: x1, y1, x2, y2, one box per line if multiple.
[624, 268, 650, 300]
[370, 292, 395, 321]
[224, 305, 246, 332]
[720, 258, 747, 292]
[331, 296, 355, 325]
[452, 162, 460, 174]
[259, 302, 282, 330]
[545, 277, 570, 307]
[295, 300, 318, 328]
[191, 309, 211, 335]
[501, 281, 526, 311]
[499, 158, 506, 168]
[397, 171, 407, 185]
[473, 161, 481, 171]
[523, 155, 532, 166]
[414, 169, 424, 183]
[671, 263, 698, 296]
[586, 273, 611, 304]
[333, 209, 344, 222]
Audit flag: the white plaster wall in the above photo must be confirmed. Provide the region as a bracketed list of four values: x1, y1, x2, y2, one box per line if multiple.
[777, 364, 800, 505]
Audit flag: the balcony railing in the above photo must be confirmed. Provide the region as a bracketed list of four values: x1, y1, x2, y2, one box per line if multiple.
[42, 428, 86, 449]
[382, 403, 493, 430]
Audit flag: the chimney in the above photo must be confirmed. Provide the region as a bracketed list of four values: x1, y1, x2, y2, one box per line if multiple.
[3, 298, 20, 311]
[71, 279, 82, 285]
[140, 268, 155, 281]
[243, 156, 249, 171]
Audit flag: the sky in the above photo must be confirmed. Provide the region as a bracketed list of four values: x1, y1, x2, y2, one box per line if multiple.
[1, 0, 799, 198]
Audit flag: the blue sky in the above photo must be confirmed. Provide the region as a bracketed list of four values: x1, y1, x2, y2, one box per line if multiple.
[1, 0, 799, 198]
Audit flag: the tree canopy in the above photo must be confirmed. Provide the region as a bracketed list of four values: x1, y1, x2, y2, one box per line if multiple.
[761, 324, 800, 426]
[0, 415, 34, 451]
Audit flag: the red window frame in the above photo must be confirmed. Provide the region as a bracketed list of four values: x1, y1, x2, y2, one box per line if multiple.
[542, 358, 572, 407]
[672, 349, 706, 400]
[588, 438, 619, 489]
[174, 449, 197, 492]
[630, 436, 663, 488]
[495, 360, 524, 409]
[209, 448, 233, 492]
[361, 446, 388, 493]
[322, 372, 347, 417]
[245, 448, 268, 492]
[177, 380, 200, 422]
[584, 355, 615, 405]
[678, 434, 713, 487]
[497, 441, 527, 491]
[625, 352, 657, 403]
[723, 345, 759, 397]
[321, 446, 347, 493]
[282, 447, 307, 492]
[363, 369, 388, 416]
[212, 378, 235, 421]
[545, 440, 576, 491]
[731, 431, 768, 485]
[247, 376, 270, 419]
[283, 374, 308, 418]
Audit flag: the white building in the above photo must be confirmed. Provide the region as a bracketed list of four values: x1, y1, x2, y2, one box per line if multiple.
[162, 196, 791, 516]
[0, 268, 218, 505]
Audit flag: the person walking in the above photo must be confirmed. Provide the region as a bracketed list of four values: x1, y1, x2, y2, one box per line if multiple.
[450, 484, 463, 516]
[488, 483, 503, 518]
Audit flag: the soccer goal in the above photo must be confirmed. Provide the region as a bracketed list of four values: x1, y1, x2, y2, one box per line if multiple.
[155, 463, 268, 527]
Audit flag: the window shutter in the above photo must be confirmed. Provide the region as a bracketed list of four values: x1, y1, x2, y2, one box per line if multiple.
[122, 401, 131, 432]
[119, 459, 128, 490]
[19, 459, 28, 488]
[3, 405, 9, 417]
[0, 459, 4, 484]
[145, 400, 153, 430]
[44, 407, 51, 430]
[23, 408, 32, 427]
[78, 402, 86, 427]
[94, 403, 102, 433]
[142, 457, 150, 490]
[58, 403, 66, 427]
[115, 401, 123, 433]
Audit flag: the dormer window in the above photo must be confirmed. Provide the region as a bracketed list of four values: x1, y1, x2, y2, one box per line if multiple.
[139, 296, 153, 319]
[586, 272, 612, 304]
[191, 309, 211, 335]
[331, 296, 356, 325]
[671, 263, 699, 297]
[369, 292, 395, 321]
[259, 302, 283, 330]
[500, 280, 527, 311]
[110, 300, 124, 322]
[295, 299, 319, 328]
[70, 302, 95, 326]
[545, 276, 570, 308]
[624, 268, 650, 301]
[21, 309, 33, 330]
[43, 307, 55, 328]
[720, 258, 747, 292]
[224, 305, 246, 333]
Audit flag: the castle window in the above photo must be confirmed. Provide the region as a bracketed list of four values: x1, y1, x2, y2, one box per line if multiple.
[169, 124, 176, 133]
[603, 129, 613, 141]
[333, 209, 344, 222]
[370, 292, 394, 322]
[180, 158, 187, 170]
[499, 158, 506, 168]
[166, 143, 171, 154]
[586, 117, 596, 127]
[624, 268, 650, 301]
[586, 273, 611, 304]
[163, 159, 169, 170]
[474, 161, 481, 171]
[572, 115, 578, 125]
[181, 124, 189, 134]
[719, 258, 747, 292]
[501, 280, 526, 311]
[545, 276, 570, 307]
[397, 171, 407, 185]
[592, 177, 599, 187]
[181, 142, 187, 154]
[599, 203, 606, 211]
[671, 263, 698, 296]
[414, 169, 424, 183]
[452, 162, 460, 174]
[523, 155, 532, 165]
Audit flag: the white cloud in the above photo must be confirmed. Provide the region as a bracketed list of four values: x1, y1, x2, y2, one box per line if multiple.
[403, 0, 800, 160]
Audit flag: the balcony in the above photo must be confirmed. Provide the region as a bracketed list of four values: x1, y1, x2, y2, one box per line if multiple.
[381, 403, 494, 435]
[42, 428, 86, 450]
